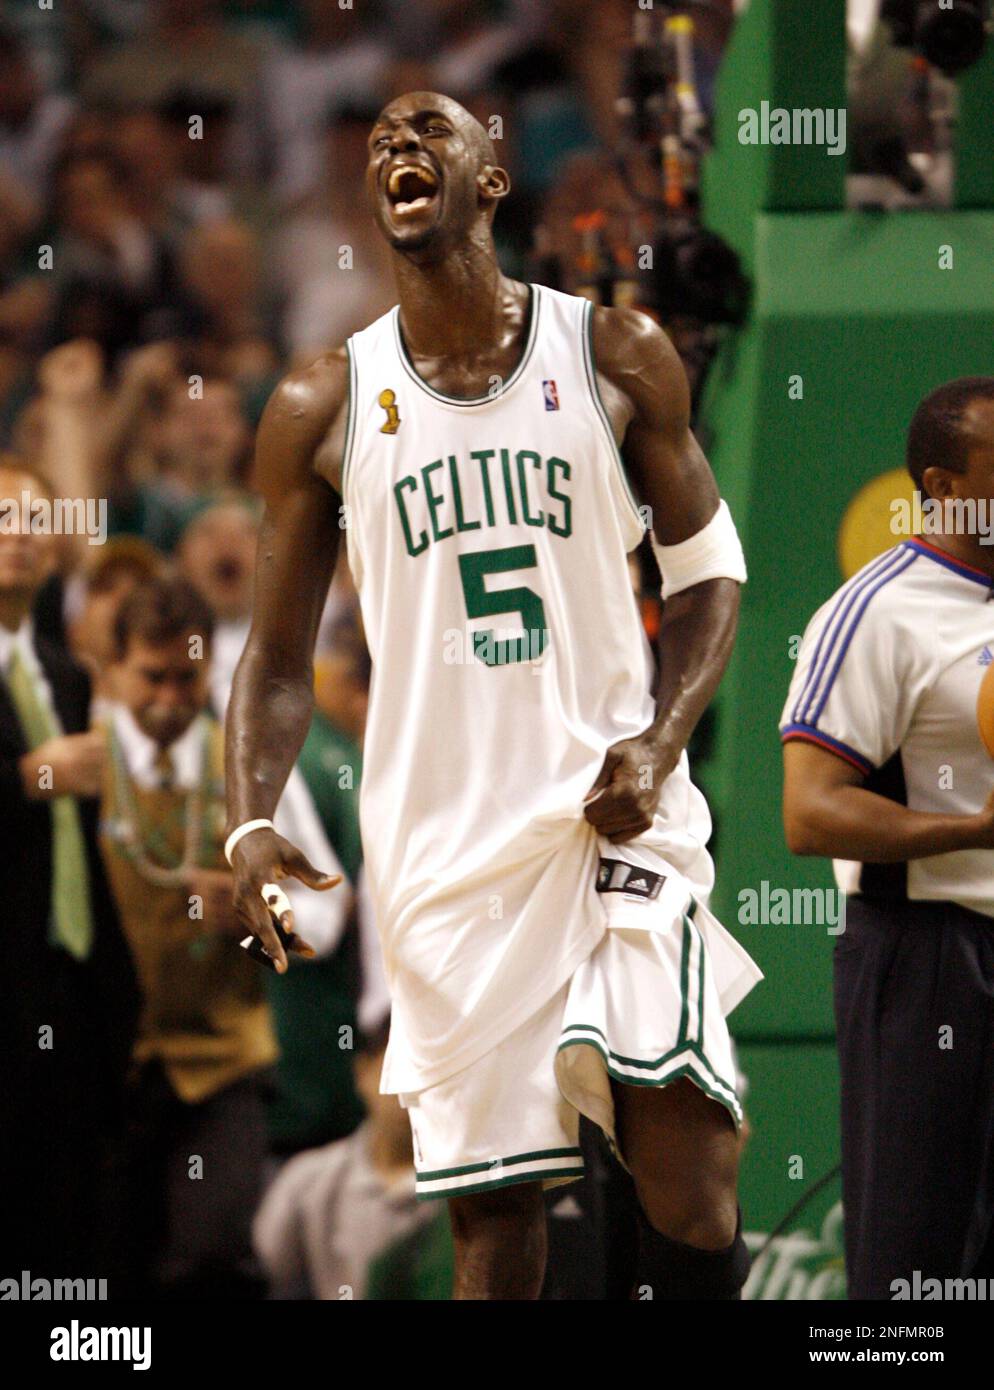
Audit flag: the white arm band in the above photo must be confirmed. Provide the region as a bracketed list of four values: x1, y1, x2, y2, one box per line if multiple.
[224, 818, 275, 865]
[649, 500, 747, 600]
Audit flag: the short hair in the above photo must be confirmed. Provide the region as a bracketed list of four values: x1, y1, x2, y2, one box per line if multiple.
[178, 489, 262, 542]
[906, 377, 994, 494]
[86, 536, 163, 596]
[113, 576, 214, 660]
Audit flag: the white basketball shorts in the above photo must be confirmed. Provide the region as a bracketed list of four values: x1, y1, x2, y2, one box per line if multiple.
[400, 854, 758, 1202]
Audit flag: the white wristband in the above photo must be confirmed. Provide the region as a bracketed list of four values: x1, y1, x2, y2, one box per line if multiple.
[650, 499, 747, 601]
[224, 818, 275, 865]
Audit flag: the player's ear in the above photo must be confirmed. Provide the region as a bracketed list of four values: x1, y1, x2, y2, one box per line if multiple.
[478, 165, 511, 203]
[921, 465, 956, 500]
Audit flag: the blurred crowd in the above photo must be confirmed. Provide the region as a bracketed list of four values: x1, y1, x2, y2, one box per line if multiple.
[0, 0, 735, 1300]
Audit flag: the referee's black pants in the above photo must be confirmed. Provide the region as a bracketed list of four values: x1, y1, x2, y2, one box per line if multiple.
[834, 896, 994, 1300]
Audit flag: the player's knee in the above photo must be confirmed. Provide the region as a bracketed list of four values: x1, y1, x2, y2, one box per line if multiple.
[624, 1092, 741, 1249]
[448, 1183, 547, 1297]
[634, 1202, 750, 1300]
[641, 1186, 738, 1250]
[633, 1117, 745, 1251]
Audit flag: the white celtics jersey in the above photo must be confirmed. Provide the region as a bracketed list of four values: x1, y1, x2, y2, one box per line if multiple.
[342, 282, 715, 1092]
[781, 538, 994, 918]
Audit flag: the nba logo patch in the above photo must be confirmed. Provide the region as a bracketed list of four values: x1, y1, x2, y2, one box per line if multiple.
[542, 379, 560, 411]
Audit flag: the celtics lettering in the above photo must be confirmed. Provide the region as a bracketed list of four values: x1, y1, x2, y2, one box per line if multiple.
[393, 448, 572, 557]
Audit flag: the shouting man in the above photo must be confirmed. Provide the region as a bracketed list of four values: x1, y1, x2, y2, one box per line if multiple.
[225, 93, 760, 1300]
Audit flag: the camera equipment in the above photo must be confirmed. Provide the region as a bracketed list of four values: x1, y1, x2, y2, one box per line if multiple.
[611, 3, 748, 327]
[528, 1, 747, 416]
[880, 0, 989, 76]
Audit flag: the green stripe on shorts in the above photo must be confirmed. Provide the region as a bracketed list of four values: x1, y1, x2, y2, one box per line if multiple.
[415, 1147, 584, 1201]
[557, 1033, 742, 1127]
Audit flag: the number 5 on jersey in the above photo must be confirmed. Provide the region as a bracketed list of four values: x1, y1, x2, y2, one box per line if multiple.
[458, 545, 548, 667]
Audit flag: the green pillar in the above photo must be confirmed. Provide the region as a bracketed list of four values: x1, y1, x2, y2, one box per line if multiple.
[693, 0, 994, 1270]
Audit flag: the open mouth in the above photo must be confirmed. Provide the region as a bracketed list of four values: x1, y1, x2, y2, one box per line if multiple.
[213, 557, 242, 584]
[386, 163, 440, 217]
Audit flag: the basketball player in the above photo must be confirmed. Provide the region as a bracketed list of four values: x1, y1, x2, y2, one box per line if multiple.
[225, 93, 761, 1300]
[781, 378, 994, 1299]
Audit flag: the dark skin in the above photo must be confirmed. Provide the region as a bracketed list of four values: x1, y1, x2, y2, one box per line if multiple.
[784, 403, 994, 859]
[226, 93, 742, 1298]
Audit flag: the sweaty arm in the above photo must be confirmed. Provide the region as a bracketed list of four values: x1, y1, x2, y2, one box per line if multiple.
[783, 740, 994, 860]
[224, 353, 348, 969]
[583, 307, 743, 843]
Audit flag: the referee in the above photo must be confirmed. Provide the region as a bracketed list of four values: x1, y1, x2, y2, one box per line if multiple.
[780, 377, 994, 1300]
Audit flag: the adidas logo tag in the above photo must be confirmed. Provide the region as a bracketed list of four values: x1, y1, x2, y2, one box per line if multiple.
[595, 857, 665, 901]
[621, 867, 664, 901]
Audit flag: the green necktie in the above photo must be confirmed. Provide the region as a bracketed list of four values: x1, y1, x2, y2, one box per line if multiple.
[6, 646, 94, 961]
[153, 746, 176, 791]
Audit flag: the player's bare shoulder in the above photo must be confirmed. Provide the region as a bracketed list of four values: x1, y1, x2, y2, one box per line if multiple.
[253, 347, 350, 503]
[589, 303, 690, 433]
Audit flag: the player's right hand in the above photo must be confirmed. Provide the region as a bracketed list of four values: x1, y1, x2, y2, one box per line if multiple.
[230, 828, 341, 973]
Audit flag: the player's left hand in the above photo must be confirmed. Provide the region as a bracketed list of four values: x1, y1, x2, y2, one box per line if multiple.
[583, 734, 678, 843]
[230, 828, 339, 971]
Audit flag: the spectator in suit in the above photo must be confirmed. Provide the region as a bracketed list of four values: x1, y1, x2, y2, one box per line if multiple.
[97, 574, 281, 1298]
[0, 453, 139, 1280]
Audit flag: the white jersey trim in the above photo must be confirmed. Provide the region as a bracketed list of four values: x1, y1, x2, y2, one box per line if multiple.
[341, 337, 359, 498]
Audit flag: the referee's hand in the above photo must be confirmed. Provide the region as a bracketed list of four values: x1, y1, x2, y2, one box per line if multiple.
[229, 828, 341, 972]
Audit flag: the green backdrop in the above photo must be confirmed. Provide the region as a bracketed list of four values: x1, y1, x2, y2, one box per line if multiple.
[695, 0, 994, 1286]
